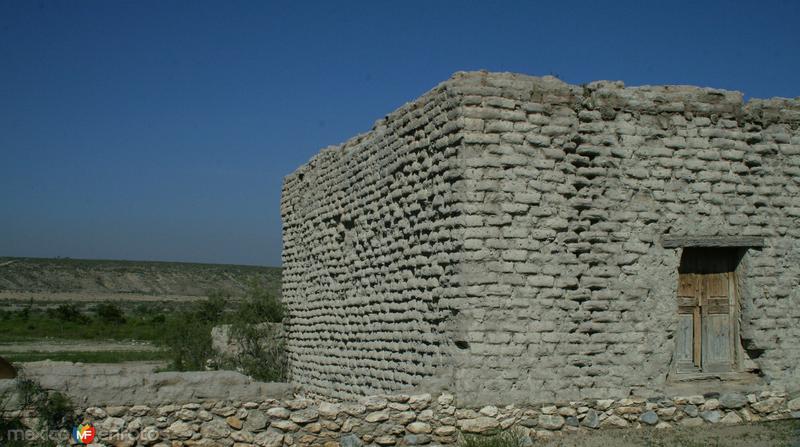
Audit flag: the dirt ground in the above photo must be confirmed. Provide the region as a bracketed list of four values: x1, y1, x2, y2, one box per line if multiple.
[539, 419, 800, 447]
[0, 291, 203, 304]
[0, 340, 159, 353]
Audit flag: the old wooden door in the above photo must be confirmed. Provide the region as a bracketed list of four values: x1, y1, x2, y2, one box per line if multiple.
[676, 248, 737, 373]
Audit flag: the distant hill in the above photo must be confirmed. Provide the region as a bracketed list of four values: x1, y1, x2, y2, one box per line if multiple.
[0, 257, 281, 298]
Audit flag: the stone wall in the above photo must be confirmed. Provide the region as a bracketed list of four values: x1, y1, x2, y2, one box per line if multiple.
[2, 363, 798, 445]
[281, 71, 800, 404]
[0, 361, 292, 407]
[4, 388, 799, 446]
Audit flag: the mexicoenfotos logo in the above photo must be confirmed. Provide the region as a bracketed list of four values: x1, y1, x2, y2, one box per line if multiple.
[72, 422, 96, 444]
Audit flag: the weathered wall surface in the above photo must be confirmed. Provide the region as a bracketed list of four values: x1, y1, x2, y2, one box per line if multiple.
[448, 72, 800, 404]
[281, 84, 464, 399]
[282, 71, 800, 404]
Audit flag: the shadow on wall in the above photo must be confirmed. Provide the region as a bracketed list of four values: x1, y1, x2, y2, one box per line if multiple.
[0, 357, 16, 379]
[678, 247, 745, 274]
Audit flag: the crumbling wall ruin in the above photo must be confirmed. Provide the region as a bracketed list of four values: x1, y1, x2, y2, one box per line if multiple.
[282, 71, 800, 404]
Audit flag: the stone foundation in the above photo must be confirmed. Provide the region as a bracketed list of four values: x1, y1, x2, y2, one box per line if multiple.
[5, 391, 798, 446]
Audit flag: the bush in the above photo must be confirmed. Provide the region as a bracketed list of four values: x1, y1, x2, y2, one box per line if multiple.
[1, 370, 75, 447]
[159, 293, 228, 371]
[197, 291, 227, 324]
[159, 280, 287, 379]
[227, 322, 287, 382]
[17, 306, 30, 321]
[161, 314, 214, 371]
[460, 430, 530, 447]
[46, 303, 82, 322]
[232, 280, 284, 324]
[93, 302, 126, 324]
[222, 279, 287, 381]
[0, 415, 26, 447]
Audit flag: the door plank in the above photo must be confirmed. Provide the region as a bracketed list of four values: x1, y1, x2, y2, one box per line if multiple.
[701, 273, 733, 371]
[702, 313, 733, 372]
[676, 314, 697, 373]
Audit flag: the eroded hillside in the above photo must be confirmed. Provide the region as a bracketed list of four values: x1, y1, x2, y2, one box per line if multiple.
[0, 257, 281, 298]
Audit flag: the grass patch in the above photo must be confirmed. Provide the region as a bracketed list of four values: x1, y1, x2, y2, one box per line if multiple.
[0, 281, 287, 377]
[2, 350, 168, 363]
[0, 300, 195, 343]
[0, 313, 166, 342]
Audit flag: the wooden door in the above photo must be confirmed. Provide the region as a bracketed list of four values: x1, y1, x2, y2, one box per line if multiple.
[676, 248, 737, 373]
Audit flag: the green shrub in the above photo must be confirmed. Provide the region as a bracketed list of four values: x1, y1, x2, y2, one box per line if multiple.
[93, 302, 126, 324]
[17, 306, 30, 321]
[227, 322, 287, 382]
[160, 313, 214, 371]
[222, 279, 287, 381]
[159, 280, 287, 378]
[232, 280, 284, 324]
[460, 430, 531, 447]
[197, 291, 227, 324]
[0, 415, 26, 447]
[159, 293, 229, 371]
[46, 303, 82, 322]
[158, 279, 288, 380]
[1, 371, 75, 447]
[33, 389, 74, 431]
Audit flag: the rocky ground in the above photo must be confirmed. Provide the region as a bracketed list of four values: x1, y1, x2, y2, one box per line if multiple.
[0, 291, 204, 305]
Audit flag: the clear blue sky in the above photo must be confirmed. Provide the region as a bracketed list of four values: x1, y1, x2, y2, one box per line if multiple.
[1, 1, 798, 267]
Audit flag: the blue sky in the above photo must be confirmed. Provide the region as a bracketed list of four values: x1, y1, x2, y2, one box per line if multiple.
[1, 0, 798, 266]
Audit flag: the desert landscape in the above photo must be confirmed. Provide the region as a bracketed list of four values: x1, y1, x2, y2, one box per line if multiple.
[2, 1, 799, 445]
[0, 257, 281, 365]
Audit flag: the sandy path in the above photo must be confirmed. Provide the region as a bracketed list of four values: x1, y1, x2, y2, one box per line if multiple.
[0, 340, 160, 353]
[0, 291, 205, 303]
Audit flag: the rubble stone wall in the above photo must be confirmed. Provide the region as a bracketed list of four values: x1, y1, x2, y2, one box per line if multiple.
[5, 390, 798, 446]
[282, 71, 800, 404]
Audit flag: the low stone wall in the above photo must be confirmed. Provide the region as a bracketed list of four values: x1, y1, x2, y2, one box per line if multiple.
[5, 389, 798, 446]
[0, 361, 292, 407]
[2, 363, 797, 445]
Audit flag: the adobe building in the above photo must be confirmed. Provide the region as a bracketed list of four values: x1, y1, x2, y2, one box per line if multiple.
[281, 71, 800, 405]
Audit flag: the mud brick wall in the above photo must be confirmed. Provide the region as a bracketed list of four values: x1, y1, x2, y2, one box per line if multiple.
[281, 85, 464, 399]
[282, 71, 800, 404]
